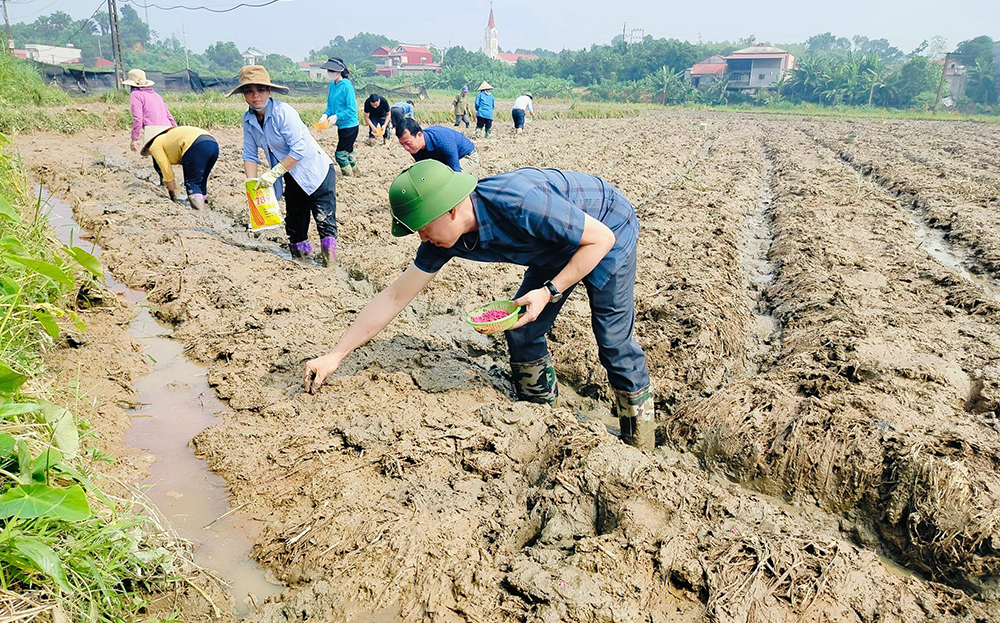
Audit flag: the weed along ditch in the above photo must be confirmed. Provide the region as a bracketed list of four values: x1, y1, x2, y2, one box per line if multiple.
[41, 190, 282, 616]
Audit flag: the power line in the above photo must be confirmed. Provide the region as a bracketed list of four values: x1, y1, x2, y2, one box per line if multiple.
[122, 0, 281, 13]
[58, 0, 103, 47]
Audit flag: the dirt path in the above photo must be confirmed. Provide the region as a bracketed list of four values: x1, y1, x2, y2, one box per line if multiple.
[13, 112, 999, 621]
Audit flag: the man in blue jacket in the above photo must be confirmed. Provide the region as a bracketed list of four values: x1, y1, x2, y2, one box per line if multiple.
[396, 118, 479, 175]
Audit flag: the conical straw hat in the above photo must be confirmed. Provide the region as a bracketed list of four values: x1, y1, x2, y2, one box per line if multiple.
[477, 81, 494, 91]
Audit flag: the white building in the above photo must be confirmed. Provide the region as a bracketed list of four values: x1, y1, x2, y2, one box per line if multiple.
[242, 47, 266, 65]
[483, 6, 499, 60]
[24, 44, 81, 65]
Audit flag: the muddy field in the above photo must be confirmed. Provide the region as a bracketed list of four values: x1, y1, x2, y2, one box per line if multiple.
[13, 110, 1000, 621]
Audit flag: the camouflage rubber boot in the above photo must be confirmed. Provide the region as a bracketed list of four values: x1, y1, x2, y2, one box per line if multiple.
[613, 385, 655, 450]
[334, 151, 352, 176]
[510, 355, 559, 404]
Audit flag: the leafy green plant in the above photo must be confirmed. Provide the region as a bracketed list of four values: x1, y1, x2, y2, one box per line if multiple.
[0, 132, 185, 622]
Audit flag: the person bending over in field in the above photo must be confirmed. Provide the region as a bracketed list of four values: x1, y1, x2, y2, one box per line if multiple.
[364, 93, 390, 146]
[140, 125, 218, 210]
[303, 160, 655, 449]
[396, 118, 479, 175]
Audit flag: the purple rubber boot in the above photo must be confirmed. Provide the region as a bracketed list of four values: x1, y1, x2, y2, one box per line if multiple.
[320, 237, 337, 266]
[288, 240, 313, 258]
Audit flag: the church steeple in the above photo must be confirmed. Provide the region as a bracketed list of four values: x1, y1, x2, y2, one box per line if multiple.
[484, 2, 499, 60]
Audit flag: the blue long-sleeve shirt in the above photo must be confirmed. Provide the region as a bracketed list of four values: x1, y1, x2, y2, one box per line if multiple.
[242, 98, 333, 199]
[411, 125, 476, 172]
[474, 91, 495, 119]
[414, 168, 638, 290]
[390, 101, 414, 118]
[323, 78, 359, 129]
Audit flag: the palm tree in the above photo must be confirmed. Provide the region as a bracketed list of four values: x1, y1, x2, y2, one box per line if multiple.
[863, 53, 889, 107]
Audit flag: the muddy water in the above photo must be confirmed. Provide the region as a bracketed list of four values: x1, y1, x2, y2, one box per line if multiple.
[909, 217, 1000, 303]
[42, 192, 283, 616]
[737, 147, 781, 370]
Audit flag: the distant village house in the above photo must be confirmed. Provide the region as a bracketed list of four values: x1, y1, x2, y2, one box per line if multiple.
[372, 44, 442, 77]
[242, 47, 266, 65]
[20, 44, 81, 65]
[299, 62, 327, 81]
[687, 46, 796, 91]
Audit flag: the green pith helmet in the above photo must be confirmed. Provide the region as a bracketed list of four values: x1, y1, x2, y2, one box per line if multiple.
[389, 160, 477, 237]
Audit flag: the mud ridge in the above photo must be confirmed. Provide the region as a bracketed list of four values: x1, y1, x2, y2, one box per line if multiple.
[808, 130, 1000, 293]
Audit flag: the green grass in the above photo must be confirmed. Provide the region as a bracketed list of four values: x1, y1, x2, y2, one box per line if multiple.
[0, 54, 68, 107]
[0, 134, 185, 622]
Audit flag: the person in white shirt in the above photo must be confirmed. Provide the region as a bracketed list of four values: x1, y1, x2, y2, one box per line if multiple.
[511, 92, 534, 135]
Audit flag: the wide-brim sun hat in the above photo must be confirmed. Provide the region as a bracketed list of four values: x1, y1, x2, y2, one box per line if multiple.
[321, 57, 347, 72]
[389, 160, 477, 237]
[226, 65, 289, 97]
[139, 125, 173, 156]
[477, 81, 494, 91]
[122, 68, 153, 87]
[524, 91, 532, 98]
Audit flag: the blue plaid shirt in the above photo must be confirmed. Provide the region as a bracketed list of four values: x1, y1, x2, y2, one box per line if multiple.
[413, 168, 638, 289]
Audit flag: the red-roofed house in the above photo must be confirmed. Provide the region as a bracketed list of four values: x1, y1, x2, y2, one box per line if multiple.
[373, 44, 441, 77]
[94, 57, 115, 69]
[498, 52, 538, 66]
[299, 61, 327, 81]
[12, 49, 26, 60]
[686, 54, 727, 88]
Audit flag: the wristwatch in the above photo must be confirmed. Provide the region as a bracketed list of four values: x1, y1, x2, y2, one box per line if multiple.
[543, 280, 563, 303]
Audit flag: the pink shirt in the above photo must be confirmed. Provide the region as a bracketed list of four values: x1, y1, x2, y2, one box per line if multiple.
[129, 87, 176, 141]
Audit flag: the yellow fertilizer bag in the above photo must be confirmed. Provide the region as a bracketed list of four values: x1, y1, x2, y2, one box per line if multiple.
[245, 179, 283, 231]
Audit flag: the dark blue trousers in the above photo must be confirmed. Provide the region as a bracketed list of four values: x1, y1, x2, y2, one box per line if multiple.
[504, 242, 650, 393]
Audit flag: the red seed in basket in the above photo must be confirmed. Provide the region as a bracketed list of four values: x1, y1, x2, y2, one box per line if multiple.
[472, 309, 511, 323]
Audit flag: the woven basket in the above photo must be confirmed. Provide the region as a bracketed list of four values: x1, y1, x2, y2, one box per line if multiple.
[465, 300, 522, 335]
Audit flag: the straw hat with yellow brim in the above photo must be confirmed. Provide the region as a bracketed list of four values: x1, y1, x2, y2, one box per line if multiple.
[122, 68, 154, 87]
[477, 81, 494, 91]
[389, 160, 477, 237]
[225, 65, 289, 97]
[139, 125, 173, 156]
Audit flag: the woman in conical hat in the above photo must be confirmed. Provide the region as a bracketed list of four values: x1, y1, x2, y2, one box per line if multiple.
[474, 81, 495, 138]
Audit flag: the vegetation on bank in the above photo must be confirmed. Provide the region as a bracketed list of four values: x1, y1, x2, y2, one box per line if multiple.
[0, 69, 183, 620]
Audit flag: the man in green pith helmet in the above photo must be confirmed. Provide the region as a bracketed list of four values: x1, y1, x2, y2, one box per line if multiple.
[302, 160, 655, 449]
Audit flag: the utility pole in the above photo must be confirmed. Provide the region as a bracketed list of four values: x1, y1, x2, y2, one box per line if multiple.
[107, 0, 125, 88]
[622, 22, 626, 45]
[182, 23, 189, 71]
[2, 0, 13, 54]
[933, 52, 950, 114]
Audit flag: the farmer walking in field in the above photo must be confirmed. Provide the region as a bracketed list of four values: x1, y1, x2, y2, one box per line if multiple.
[474, 81, 495, 138]
[453, 86, 473, 128]
[139, 125, 218, 210]
[229, 65, 339, 266]
[303, 160, 655, 449]
[511, 91, 534, 135]
[124, 69, 176, 154]
[319, 58, 361, 177]
[364, 93, 390, 146]
[396, 118, 479, 175]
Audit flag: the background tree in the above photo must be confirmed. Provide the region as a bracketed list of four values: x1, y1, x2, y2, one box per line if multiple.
[203, 41, 242, 74]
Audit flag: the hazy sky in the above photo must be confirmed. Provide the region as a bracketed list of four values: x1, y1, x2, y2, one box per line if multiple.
[8, 0, 999, 61]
